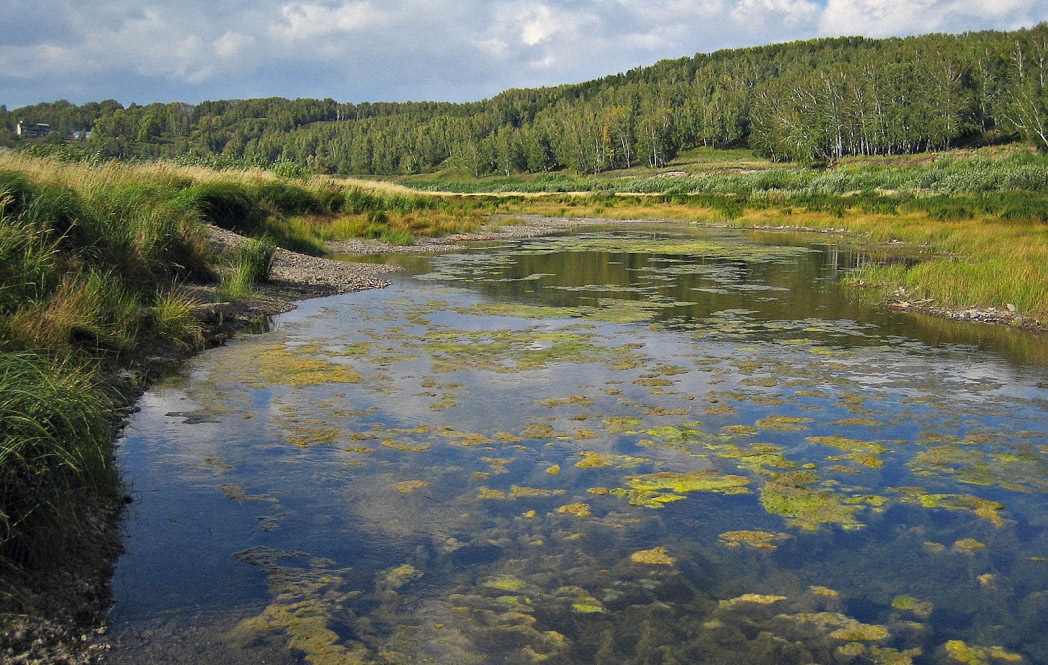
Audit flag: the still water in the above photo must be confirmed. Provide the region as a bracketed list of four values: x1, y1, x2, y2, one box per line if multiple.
[106, 225, 1048, 665]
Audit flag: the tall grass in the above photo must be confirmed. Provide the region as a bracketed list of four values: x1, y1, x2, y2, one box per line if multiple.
[0, 349, 119, 572]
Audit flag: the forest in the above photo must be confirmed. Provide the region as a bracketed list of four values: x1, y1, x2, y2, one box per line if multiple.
[3, 25, 1048, 174]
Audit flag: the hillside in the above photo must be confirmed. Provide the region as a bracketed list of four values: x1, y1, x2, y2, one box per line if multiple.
[3, 25, 1048, 175]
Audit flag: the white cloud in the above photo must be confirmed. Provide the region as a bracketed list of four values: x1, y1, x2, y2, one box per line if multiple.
[819, 0, 1048, 37]
[520, 6, 558, 46]
[213, 31, 255, 59]
[731, 0, 821, 30]
[270, 2, 379, 42]
[3, 0, 1048, 108]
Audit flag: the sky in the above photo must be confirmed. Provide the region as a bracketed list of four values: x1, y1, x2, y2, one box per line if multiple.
[2, 0, 1047, 110]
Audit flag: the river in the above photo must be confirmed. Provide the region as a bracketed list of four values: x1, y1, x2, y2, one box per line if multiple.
[105, 224, 1048, 665]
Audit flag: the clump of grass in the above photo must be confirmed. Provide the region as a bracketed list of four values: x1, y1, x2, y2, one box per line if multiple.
[0, 348, 118, 571]
[237, 237, 276, 284]
[5, 270, 141, 353]
[216, 262, 256, 302]
[215, 237, 276, 302]
[151, 292, 204, 349]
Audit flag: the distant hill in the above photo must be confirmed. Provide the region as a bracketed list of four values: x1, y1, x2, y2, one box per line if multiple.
[3, 24, 1047, 175]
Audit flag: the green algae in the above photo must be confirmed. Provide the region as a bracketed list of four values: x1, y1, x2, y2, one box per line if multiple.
[718, 530, 791, 550]
[510, 485, 567, 498]
[888, 488, 1006, 527]
[630, 545, 675, 565]
[556, 502, 592, 517]
[807, 435, 889, 469]
[756, 415, 814, 431]
[392, 480, 430, 494]
[705, 443, 797, 474]
[381, 438, 431, 453]
[575, 451, 649, 469]
[227, 547, 366, 665]
[759, 471, 864, 530]
[603, 415, 644, 433]
[243, 342, 365, 387]
[625, 469, 751, 495]
[571, 599, 606, 613]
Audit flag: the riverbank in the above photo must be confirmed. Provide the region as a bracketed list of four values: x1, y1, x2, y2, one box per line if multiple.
[1, 228, 397, 665]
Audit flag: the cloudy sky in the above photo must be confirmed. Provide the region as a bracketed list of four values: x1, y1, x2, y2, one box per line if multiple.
[2, 0, 1046, 109]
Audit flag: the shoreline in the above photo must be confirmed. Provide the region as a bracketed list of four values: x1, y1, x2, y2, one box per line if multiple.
[5, 213, 1042, 664]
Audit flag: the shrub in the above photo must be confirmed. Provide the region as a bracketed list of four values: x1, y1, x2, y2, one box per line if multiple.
[255, 181, 323, 216]
[177, 182, 263, 235]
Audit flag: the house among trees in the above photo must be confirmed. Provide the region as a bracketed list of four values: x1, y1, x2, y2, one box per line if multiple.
[15, 121, 52, 138]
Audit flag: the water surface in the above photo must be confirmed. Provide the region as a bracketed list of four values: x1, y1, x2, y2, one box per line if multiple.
[107, 225, 1048, 665]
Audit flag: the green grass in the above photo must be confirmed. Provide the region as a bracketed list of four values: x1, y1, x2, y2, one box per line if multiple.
[151, 292, 204, 349]
[0, 349, 119, 572]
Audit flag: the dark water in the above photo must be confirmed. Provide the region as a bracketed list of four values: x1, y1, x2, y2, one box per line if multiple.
[106, 226, 1048, 665]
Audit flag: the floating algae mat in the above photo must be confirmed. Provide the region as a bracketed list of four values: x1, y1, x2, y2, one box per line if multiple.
[107, 225, 1048, 665]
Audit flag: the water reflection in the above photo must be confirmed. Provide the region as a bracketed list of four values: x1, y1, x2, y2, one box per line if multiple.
[107, 226, 1048, 665]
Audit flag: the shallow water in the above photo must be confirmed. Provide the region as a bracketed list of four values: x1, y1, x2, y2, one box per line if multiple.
[107, 225, 1048, 665]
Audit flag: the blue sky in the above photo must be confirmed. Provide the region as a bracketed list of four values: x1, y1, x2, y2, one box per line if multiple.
[2, 0, 1046, 109]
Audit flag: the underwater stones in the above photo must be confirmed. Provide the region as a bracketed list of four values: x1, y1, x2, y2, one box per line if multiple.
[718, 530, 790, 550]
[773, 611, 889, 642]
[630, 546, 675, 565]
[891, 595, 934, 619]
[383, 564, 422, 589]
[939, 640, 1025, 665]
[545, 464, 561, 475]
[482, 575, 529, 593]
[449, 544, 504, 567]
[953, 538, 986, 552]
[719, 593, 788, 608]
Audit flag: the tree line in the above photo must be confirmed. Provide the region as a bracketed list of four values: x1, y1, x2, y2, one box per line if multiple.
[3, 25, 1048, 174]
